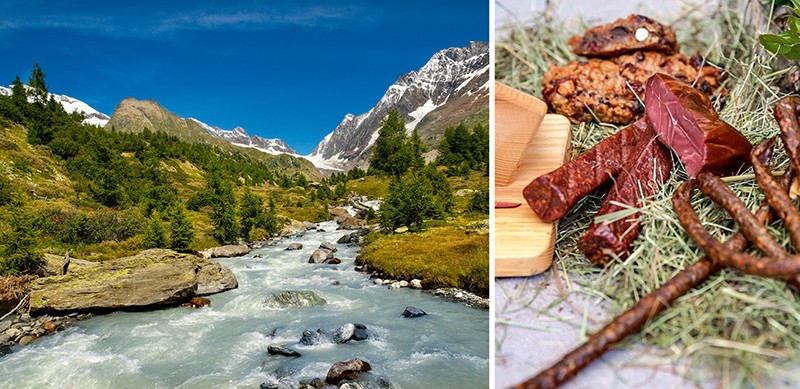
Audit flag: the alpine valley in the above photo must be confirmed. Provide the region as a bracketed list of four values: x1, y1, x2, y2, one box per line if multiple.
[1, 42, 489, 174]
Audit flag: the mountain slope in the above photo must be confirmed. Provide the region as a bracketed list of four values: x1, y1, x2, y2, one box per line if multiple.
[0, 85, 110, 127]
[306, 41, 489, 171]
[105, 98, 320, 179]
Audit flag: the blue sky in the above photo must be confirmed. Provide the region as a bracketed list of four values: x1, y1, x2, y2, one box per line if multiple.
[0, 1, 488, 154]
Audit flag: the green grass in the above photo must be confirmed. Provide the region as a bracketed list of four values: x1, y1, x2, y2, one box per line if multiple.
[497, 2, 800, 387]
[357, 225, 489, 297]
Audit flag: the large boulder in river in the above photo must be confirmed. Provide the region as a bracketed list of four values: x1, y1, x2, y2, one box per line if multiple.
[337, 228, 370, 245]
[319, 241, 337, 252]
[308, 249, 333, 264]
[29, 249, 202, 314]
[285, 243, 303, 251]
[202, 244, 251, 258]
[402, 306, 427, 318]
[195, 259, 238, 295]
[280, 220, 308, 237]
[264, 291, 327, 308]
[326, 358, 372, 385]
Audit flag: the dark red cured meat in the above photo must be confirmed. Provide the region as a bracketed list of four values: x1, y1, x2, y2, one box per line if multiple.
[569, 14, 679, 58]
[577, 123, 673, 266]
[523, 118, 651, 222]
[645, 73, 751, 177]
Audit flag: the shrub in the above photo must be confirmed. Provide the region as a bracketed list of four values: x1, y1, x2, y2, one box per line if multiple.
[0, 215, 43, 275]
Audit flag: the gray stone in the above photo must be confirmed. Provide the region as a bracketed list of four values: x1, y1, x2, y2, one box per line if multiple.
[0, 320, 10, 333]
[300, 329, 325, 346]
[402, 306, 427, 318]
[399, 280, 409, 287]
[264, 291, 327, 308]
[202, 244, 251, 258]
[319, 241, 337, 252]
[333, 323, 355, 343]
[308, 249, 332, 264]
[303, 221, 317, 230]
[352, 328, 369, 341]
[285, 243, 303, 251]
[373, 278, 383, 285]
[267, 345, 301, 358]
[388, 282, 401, 289]
[0, 333, 10, 344]
[394, 226, 409, 234]
[323, 258, 341, 265]
[410, 279, 423, 289]
[195, 259, 238, 296]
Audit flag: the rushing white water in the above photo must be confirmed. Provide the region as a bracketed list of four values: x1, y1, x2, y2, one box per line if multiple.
[0, 221, 489, 388]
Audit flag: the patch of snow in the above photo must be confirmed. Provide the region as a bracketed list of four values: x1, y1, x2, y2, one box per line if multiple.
[0, 85, 110, 126]
[405, 99, 442, 131]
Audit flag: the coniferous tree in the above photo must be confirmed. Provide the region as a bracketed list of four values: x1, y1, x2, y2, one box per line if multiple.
[28, 62, 48, 105]
[168, 204, 194, 251]
[239, 187, 263, 240]
[409, 128, 427, 170]
[207, 172, 240, 244]
[143, 217, 167, 248]
[369, 109, 411, 177]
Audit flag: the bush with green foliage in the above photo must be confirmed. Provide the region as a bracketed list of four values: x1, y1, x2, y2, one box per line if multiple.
[379, 165, 452, 232]
[0, 215, 43, 275]
[468, 187, 489, 214]
[437, 123, 489, 174]
[0, 174, 13, 206]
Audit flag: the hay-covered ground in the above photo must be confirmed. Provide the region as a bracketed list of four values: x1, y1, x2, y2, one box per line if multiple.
[495, 2, 800, 388]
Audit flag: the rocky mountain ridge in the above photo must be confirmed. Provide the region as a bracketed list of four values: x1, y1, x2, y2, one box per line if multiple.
[305, 41, 489, 171]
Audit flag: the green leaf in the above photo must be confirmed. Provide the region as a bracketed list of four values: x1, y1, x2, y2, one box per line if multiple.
[760, 34, 789, 53]
[784, 44, 800, 60]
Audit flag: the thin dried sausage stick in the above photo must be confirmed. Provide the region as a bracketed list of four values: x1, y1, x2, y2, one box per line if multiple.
[674, 179, 800, 279]
[695, 171, 788, 258]
[523, 119, 651, 222]
[751, 138, 800, 248]
[516, 191, 777, 389]
[774, 96, 800, 177]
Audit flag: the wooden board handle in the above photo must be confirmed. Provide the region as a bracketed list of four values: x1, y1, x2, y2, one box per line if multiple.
[495, 82, 547, 187]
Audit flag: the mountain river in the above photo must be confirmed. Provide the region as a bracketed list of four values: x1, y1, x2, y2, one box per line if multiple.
[0, 221, 489, 388]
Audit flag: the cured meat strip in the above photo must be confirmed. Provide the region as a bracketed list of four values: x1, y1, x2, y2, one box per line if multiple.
[645, 73, 751, 177]
[523, 119, 650, 222]
[569, 14, 679, 57]
[577, 125, 672, 266]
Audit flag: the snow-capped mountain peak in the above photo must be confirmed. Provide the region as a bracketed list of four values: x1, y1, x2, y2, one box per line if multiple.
[188, 117, 297, 155]
[0, 84, 110, 127]
[304, 41, 489, 171]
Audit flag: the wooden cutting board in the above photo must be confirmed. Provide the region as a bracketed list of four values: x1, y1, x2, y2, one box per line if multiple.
[495, 114, 572, 277]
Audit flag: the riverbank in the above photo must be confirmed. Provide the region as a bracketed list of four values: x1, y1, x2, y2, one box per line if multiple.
[355, 221, 489, 298]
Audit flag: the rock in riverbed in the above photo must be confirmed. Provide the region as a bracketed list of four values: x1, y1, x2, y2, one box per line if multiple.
[326, 358, 372, 385]
[402, 306, 427, 318]
[267, 345, 301, 358]
[28, 249, 237, 314]
[202, 244, 251, 258]
[264, 291, 327, 308]
[285, 243, 303, 251]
